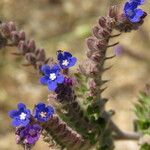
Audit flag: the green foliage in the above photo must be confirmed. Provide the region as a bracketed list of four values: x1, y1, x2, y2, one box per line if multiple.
[140, 144, 150, 150]
[135, 92, 150, 150]
[134, 93, 150, 135]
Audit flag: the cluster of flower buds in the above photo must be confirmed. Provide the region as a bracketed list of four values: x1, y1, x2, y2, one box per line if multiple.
[78, 6, 118, 101]
[79, 0, 147, 102]
[0, 21, 47, 70]
[8, 103, 54, 149]
[42, 115, 87, 150]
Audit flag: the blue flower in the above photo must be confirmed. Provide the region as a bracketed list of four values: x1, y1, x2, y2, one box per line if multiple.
[124, 2, 145, 23]
[129, 0, 144, 5]
[33, 103, 54, 122]
[8, 103, 31, 127]
[57, 51, 77, 69]
[40, 64, 64, 91]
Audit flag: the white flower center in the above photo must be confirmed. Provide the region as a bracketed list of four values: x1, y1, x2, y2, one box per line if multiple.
[20, 112, 27, 120]
[49, 73, 56, 80]
[62, 59, 69, 66]
[40, 112, 47, 118]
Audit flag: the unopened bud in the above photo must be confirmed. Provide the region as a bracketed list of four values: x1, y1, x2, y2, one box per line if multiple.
[11, 31, 20, 44]
[109, 5, 118, 19]
[8, 21, 16, 32]
[86, 37, 98, 51]
[100, 29, 110, 39]
[96, 40, 107, 50]
[18, 41, 28, 54]
[18, 30, 25, 41]
[25, 52, 36, 64]
[99, 16, 107, 28]
[1, 23, 11, 37]
[35, 48, 46, 61]
[27, 39, 36, 52]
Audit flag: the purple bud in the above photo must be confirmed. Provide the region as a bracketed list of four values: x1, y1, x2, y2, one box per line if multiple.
[27, 40, 36, 52]
[11, 31, 20, 44]
[86, 37, 98, 51]
[25, 53, 36, 64]
[99, 17, 107, 28]
[64, 77, 74, 86]
[18, 31, 26, 41]
[8, 21, 16, 32]
[92, 26, 103, 39]
[109, 5, 118, 19]
[96, 40, 107, 50]
[100, 29, 110, 39]
[1, 23, 11, 37]
[35, 48, 46, 61]
[107, 18, 116, 29]
[18, 41, 28, 54]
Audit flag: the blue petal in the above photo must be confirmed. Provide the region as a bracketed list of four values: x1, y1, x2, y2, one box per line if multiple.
[124, 2, 138, 12]
[124, 2, 131, 11]
[40, 76, 49, 85]
[130, 0, 144, 5]
[20, 119, 30, 127]
[56, 75, 64, 83]
[18, 103, 26, 110]
[35, 103, 46, 110]
[47, 106, 54, 115]
[68, 57, 77, 67]
[47, 81, 57, 91]
[12, 118, 21, 127]
[51, 64, 61, 73]
[8, 110, 19, 118]
[130, 9, 144, 22]
[57, 52, 64, 61]
[64, 52, 72, 58]
[25, 109, 31, 117]
[41, 65, 51, 76]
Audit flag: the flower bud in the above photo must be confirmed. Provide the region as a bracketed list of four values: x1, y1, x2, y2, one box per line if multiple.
[92, 26, 103, 39]
[100, 29, 110, 39]
[98, 16, 107, 28]
[107, 18, 116, 29]
[18, 40, 28, 54]
[25, 52, 36, 64]
[35, 48, 46, 61]
[109, 5, 118, 19]
[1, 23, 11, 37]
[27, 39, 36, 52]
[86, 37, 98, 51]
[18, 30, 26, 41]
[96, 39, 107, 50]
[11, 31, 20, 44]
[8, 21, 16, 32]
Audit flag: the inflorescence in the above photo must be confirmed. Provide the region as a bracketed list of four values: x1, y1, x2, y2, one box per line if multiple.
[9, 103, 54, 148]
[5, 0, 148, 149]
[40, 51, 77, 91]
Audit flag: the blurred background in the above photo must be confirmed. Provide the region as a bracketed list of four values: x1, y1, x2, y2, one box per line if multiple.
[0, 0, 149, 149]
